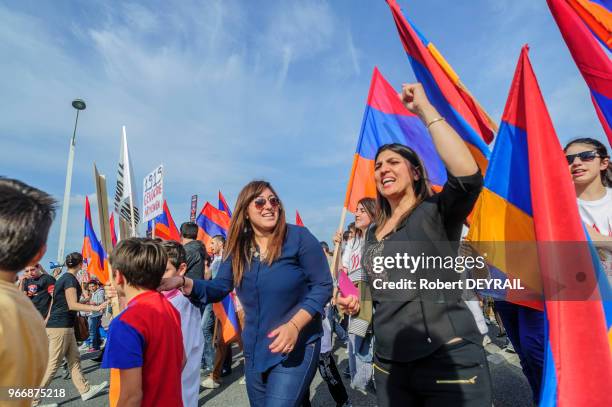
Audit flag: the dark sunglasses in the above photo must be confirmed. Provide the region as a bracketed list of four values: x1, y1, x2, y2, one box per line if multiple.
[253, 196, 280, 210]
[565, 150, 600, 165]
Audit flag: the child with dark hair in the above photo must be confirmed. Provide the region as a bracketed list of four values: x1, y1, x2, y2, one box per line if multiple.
[102, 238, 184, 407]
[160, 240, 204, 407]
[0, 178, 55, 407]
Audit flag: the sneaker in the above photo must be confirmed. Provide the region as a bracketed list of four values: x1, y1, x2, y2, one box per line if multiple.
[239, 376, 246, 385]
[505, 342, 516, 353]
[81, 381, 108, 401]
[201, 377, 220, 389]
[78, 343, 90, 352]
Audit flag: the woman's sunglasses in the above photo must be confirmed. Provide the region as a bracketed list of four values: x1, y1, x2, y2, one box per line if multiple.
[253, 196, 280, 210]
[565, 150, 600, 165]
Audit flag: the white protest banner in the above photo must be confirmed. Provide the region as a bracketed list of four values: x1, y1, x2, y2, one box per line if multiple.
[142, 164, 164, 222]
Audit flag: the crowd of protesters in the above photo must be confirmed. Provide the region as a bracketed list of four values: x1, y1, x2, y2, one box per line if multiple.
[0, 83, 610, 407]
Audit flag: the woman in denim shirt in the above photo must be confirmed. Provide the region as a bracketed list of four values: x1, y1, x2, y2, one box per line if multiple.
[160, 180, 332, 406]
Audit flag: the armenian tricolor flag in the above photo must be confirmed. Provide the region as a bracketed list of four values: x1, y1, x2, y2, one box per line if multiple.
[147, 200, 180, 241]
[295, 210, 304, 226]
[109, 213, 117, 248]
[218, 191, 232, 218]
[82, 196, 109, 284]
[212, 293, 240, 343]
[562, 0, 611, 50]
[469, 46, 612, 406]
[344, 67, 446, 213]
[547, 0, 612, 147]
[385, 0, 492, 172]
[196, 202, 230, 250]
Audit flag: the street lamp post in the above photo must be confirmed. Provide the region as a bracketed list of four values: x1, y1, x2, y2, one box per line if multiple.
[56, 99, 86, 263]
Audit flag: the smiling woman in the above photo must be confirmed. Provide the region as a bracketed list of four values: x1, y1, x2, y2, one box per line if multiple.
[159, 180, 333, 407]
[337, 83, 492, 407]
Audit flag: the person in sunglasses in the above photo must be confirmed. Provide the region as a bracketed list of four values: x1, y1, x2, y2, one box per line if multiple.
[565, 137, 612, 278]
[337, 83, 492, 406]
[159, 180, 332, 407]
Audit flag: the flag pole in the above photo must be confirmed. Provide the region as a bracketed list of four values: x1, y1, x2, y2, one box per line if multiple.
[123, 126, 137, 237]
[330, 154, 359, 279]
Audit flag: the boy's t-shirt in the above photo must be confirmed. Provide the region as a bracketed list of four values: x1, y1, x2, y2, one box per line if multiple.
[102, 290, 184, 407]
[163, 289, 204, 407]
[23, 273, 56, 317]
[0, 280, 49, 407]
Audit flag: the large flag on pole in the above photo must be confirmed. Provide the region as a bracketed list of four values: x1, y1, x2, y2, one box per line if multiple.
[469, 46, 612, 406]
[547, 0, 612, 147]
[385, 0, 492, 172]
[196, 202, 231, 250]
[344, 67, 447, 213]
[82, 197, 109, 284]
[218, 191, 232, 218]
[113, 126, 140, 237]
[147, 200, 180, 241]
[198, 200, 239, 343]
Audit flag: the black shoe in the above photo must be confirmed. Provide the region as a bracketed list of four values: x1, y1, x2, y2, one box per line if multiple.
[220, 368, 232, 378]
[62, 369, 71, 380]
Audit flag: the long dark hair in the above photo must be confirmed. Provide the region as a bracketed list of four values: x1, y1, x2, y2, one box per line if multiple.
[354, 197, 376, 239]
[374, 143, 433, 229]
[225, 180, 287, 286]
[564, 138, 612, 187]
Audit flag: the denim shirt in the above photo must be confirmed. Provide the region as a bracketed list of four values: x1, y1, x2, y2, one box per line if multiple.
[190, 224, 333, 373]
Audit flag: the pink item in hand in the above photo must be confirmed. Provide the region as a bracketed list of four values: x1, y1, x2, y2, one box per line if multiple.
[338, 270, 359, 298]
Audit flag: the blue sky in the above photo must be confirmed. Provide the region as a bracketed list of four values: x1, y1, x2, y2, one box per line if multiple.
[1, 0, 609, 269]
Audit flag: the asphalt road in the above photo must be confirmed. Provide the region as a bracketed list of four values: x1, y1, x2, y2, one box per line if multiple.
[42, 324, 532, 407]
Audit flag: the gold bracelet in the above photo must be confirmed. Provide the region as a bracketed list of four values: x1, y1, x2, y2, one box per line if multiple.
[426, 117, 445, 129]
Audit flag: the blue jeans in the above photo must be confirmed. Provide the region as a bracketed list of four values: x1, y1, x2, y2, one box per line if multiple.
[495, 301, 544, 403]
[201, 304, 215, 370]
[246, 339, 320, 407]
[88, 315, 102, 350]
[348, 332, 373, 391]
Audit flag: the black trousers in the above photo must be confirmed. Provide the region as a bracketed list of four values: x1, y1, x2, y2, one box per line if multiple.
[373, 340, 492, 407]
[302, 351, 349, 407]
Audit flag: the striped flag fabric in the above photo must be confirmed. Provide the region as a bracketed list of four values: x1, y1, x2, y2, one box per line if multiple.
[468, 46, 612, 406]
[385, 0, 492, 172]
[218, 191, 232, 218]
[212, 293, 240, 343]
[547, 0, 612, 147]
[109, 213, 117, 248]
[82, 196, 109, 284]
[196, 202, 230, 251]
[147, 200, 181, 241]
[344, 67, 446, 213]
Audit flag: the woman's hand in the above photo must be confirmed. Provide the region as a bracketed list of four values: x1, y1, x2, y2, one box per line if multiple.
[336, 294, 360, 316]
[159, 276, 193, 295]
[400, 83, 437, 122]
[333, 232, 343, 246]
[268, 322, 299, 354]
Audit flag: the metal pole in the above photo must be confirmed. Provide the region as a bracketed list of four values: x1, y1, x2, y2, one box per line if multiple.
[57, 109, 80, 263]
